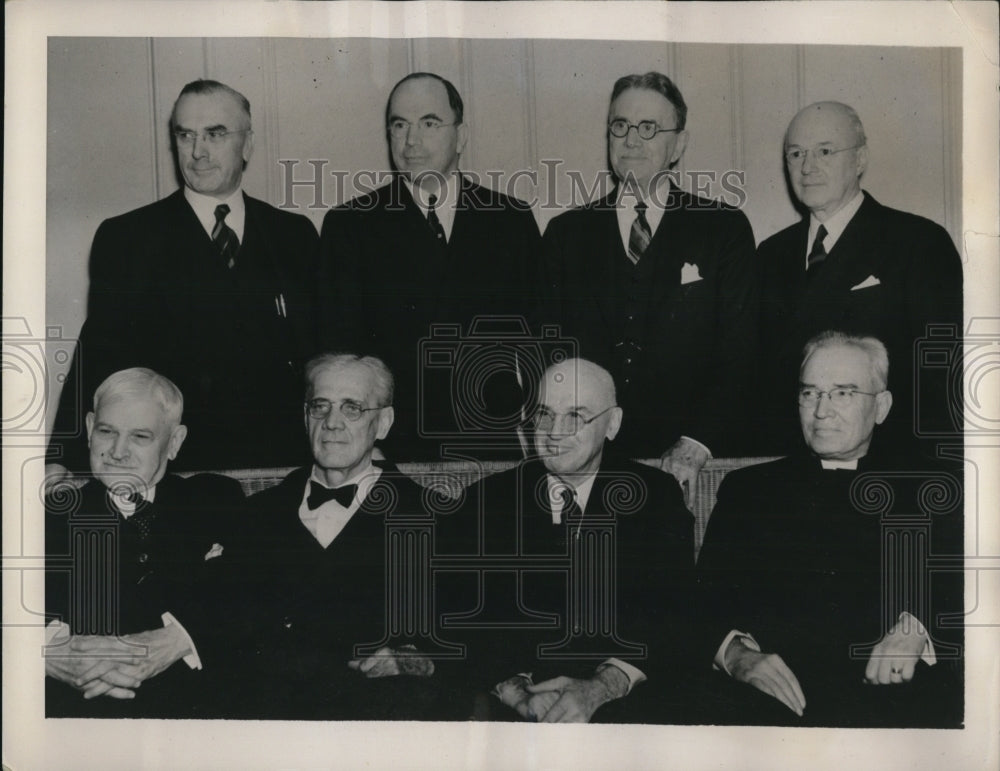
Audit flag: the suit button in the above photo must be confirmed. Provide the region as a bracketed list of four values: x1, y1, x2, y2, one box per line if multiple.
[137, 553, 149, 563]
[625, 358, 632, 365]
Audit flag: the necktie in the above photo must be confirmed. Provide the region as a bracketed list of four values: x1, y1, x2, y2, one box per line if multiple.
[212, 203, 240, 269]
[557, 485, 582, 548]
[124, 493, 155, 540]
[807, 224, 828, 271]
[426, 194, 447, 243]
[307, 481, 358, 511]
[627, 201, 652, 265]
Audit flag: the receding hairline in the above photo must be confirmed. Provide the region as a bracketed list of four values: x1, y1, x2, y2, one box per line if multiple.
[540, 358, 618, 407]
[785, 101, 867, 147]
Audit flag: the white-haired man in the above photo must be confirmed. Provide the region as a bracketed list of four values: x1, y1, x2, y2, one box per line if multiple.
[698, 331, 963, 727]
[45, 367, 244, 718]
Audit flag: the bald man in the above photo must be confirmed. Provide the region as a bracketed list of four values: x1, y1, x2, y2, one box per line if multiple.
[442, 357, 695, 723]
[757, 101, 962, 455]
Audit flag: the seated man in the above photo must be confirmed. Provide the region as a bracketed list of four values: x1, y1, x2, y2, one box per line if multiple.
[442, 357, 695, 723]
[224, 352, 463, 720]
[44, 367, 244, 718]
[698, 331, 963, 727]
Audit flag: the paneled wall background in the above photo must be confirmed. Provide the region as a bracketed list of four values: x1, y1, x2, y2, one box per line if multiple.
[46, 37, 962, 425]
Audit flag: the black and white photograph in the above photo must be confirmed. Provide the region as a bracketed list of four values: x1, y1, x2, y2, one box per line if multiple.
[4, 2, 998, 769]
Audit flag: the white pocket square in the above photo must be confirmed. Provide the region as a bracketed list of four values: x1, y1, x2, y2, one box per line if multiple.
[204, 543, 224, 561]
[681, 262, 703, 284]
[851, 275, 881, 290]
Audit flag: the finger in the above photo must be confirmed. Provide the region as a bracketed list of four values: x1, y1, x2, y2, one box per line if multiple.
[748, 675, 801, 716]
[526, 676, 569, 694]
[876, 657, 893, 685]
[772, 659, 806, 712]
[347, 659, 362, 670]
[103, 687, 137, 700]
[95, 667, 143, 689]
[83, 679, 116, 699]
[900, 657, 917, 682]
[864, 649, 880, 683]
[75, 659, 122, 687]
[527, 692, 559, 721]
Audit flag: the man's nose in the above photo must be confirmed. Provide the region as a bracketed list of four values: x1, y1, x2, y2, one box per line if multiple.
[404, 124, 421, 146]
[323, 407, 346, 430]
[624, 125, 642, 148]
[814, 392, 836, 418]
[110, 435, 130, 459]
[800, 149, 818, 174]
[191, 133, 209, 158]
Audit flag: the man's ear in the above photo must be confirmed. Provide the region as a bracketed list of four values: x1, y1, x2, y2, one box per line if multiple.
[242, 129, 255, 166]
[605, 407, 624, 442]
[376, 406, 395, 441]
[855, 144, 869, 178]
[166, 424, 188, 461]
[669, 130, 689, 166]
[874, 389, 893, 425]
[456, 122, 469, 157]
[85, 412, 96, 443]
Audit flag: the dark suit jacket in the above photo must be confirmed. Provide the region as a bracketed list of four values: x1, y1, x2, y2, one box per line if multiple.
[757, 192, 963, 454]
[697, 447, 964, 726]
[439, 456, 695, 722]
[542, 186, 758, 456]
[50, 190, 319, 471]
[318, 176, 543, 461]
[223, 463, 464, 720]
[45, 472, 245, 718]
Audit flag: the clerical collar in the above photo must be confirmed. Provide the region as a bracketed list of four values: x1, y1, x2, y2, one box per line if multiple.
[820, 458, 859, 470]
[184, 186, 246, 242]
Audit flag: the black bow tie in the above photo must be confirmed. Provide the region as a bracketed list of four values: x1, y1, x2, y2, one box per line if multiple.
[307, 481, 358, 511]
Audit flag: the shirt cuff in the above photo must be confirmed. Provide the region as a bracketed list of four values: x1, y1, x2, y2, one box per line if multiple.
[602, 658, 646, 694]
[161, 612, 202, 670]
[713, 629, 760, 675]
[679, 436, 713, 459]
[45, 619, 71, 646]
[899, 612, 936, 666]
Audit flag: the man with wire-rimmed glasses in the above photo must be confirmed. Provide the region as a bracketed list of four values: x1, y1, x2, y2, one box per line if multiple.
[757, 101, 963, 456]
[46, 78, 319, 484]
[443, 357, 695, 723]
[542, 71, 758, 508]
[221, 352, 465, 720]
[697, 331, 963, 726]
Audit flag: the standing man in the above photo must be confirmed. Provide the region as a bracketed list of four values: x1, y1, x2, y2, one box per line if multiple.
[223, 353, 462, 720]
[45, 368, 244, 718]
[47, 79, 319, 482]
[543, 72, 758, 502]
[757, 101, 963, 454]
[318, 72, 542, 462]
[442, 358, 695, 723]
[698, 332, 963, 727]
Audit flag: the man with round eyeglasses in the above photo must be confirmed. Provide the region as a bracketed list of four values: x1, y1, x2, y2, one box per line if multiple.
[542, 70, 758, 507]
[441, 357, 695, 723]
[318, 72, 541, 463]
[697, 331, 963, 727]
[757, 100, 963, 456]
[221, 352, 464, 720]
[47, 79, 319, 484]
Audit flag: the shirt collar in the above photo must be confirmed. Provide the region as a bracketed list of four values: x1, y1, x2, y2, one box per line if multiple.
[546, 470, 599, 522]
[807, 190, 864, 259]
[819, 458, 859, 470]
[616, 176, 671, 244]
[308, 461, 381, 499]
[109, 484, 157, 518]
[184, 186, 246, 242]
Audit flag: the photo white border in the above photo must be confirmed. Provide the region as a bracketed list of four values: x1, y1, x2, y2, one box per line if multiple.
[4, 2, 998, 770]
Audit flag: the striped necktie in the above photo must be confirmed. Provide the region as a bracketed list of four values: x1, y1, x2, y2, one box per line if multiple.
[627, 201, 652, 264]
[212, 203, 240, 269]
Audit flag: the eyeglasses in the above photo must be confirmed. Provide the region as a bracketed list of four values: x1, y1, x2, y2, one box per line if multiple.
[305, 398, 387, 422]
[527, 405, 616, 434]
[173, 128, 250, 146]
[784, 144, 865, 165]
[608, 119, 682, 141]
[387, 118, 459, 139]
[798, 387, 882, 408]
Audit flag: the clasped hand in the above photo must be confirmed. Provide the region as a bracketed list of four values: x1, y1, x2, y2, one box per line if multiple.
[348, 645, 435, 678]
[44, 624, 191, 700]
[493, 666, 628, 723]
